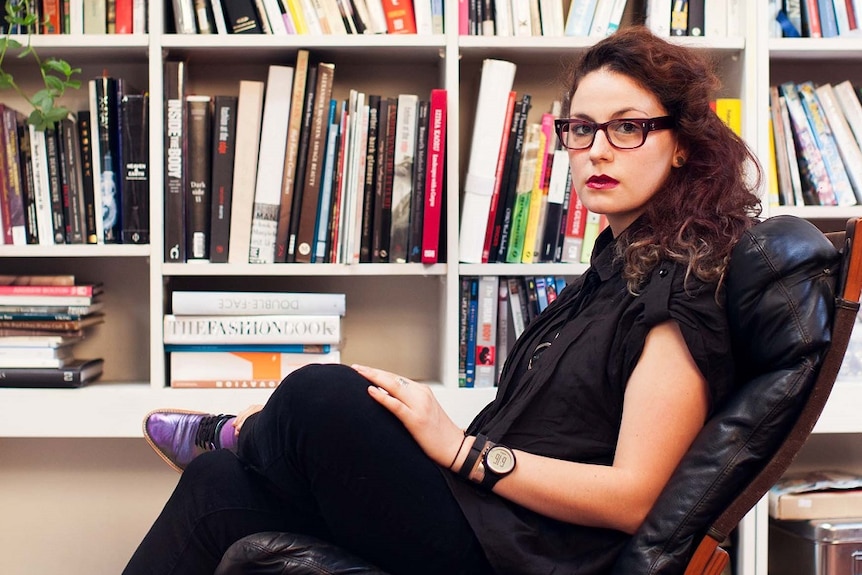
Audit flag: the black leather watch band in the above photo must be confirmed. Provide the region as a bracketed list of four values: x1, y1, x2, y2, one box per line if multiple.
[458, 434, 488, 480]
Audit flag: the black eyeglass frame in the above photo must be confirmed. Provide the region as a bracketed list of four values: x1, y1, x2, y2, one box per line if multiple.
[554, 116, 676, 151]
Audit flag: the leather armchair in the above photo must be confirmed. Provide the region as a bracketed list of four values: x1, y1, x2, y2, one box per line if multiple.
[215, 216, 862, 575]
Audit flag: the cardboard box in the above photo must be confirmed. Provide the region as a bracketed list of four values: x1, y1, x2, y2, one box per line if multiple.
[770, 519, 862, 575]
[770, 471, 862, 520]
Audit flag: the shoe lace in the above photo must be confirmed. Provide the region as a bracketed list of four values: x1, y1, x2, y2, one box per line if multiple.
[194, 414, 229, 451]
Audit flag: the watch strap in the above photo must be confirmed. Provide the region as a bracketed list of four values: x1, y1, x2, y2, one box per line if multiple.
[458, 434, 488, 480]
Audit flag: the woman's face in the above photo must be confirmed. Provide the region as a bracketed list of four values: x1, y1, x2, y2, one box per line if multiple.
[566, 68, 684, 235]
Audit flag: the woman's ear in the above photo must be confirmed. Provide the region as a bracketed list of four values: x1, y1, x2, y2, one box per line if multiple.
[672, 145, 687, 168]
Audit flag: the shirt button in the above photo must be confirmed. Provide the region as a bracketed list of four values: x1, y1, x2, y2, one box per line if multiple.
[658, 268, 668, 277]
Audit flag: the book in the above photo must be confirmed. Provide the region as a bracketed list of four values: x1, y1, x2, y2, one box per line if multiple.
[464, 277, 478, 387]
[221, 0, 264, 32]
[208, 95, 238, 262]
[769, 470, 862, 520]
[372, 97, 396, 263]
[541, 149, 569, 261]
[686, 0, 704, 35]
[164, 60, 188, 262]
[815, 83, 862, 204]
[295, 62, 336, 263]
[120, 92, 149, 244]
[0, 106, 26, 245]
[0, 275, 76, 286]
[0, 314, 104, 333]
[421, 89, 447, 264]
[0, 302, 104, 317]
[407, 98, 429, 262]
[313, 99, 341, 262]
[171, 0, 197, 32]
[589, 0, 616, 37]
[44, 128, 66, 244]
[0, 358, 104, 388]
[77, 110, 99, 244]
[0, 334, 83, 348]
[797, 81, 856, 206]
[481, 90, 515, 263]
[0, 284, 102, 296]
[670, 0, 688, 35]
[521, 113, 553, 263]
[459, 58, 517, 263]
[474, 275, 498, 388]
[359, 94, 380, 263]
[169, 350, 341, 388]
[704, 0, 727, 36]
[228, 80, 265, 264]
[492, 93, 530, 263]
[27, 125, 55, 245]
[286, 63, 320, 262]
[185, 95, 213, 260]
[380, 0, 416, 32]
[714, 97, 742, 136]
[275, 49, 310, 263]
[17, 118, 39, 244]
[780, 81, 836, 206]
[778, 93, 806, 206]
[0, 346, 73, 360]
[91, 76, 123, 243]
[506, 123, 541, 263]
[646, 0, 672, 35]
[564, 0, 598, 35]
[0, 294, 98, 307]
[193, 0, 216, 32]
[59, 117, 87, 244]
[388, 93, 418, 263]
[164, 343, 332, 352]
[769, 85, 796, 205]
[163, 314, 342, 344]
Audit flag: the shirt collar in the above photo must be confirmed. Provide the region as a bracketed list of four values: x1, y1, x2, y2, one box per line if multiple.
[588, 216, 648, 283]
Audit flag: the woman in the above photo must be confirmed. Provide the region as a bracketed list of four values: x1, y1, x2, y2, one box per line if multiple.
[125, 26, 761, 575]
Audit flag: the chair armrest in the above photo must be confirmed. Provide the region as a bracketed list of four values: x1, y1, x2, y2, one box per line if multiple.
[214, 532, 389, 575]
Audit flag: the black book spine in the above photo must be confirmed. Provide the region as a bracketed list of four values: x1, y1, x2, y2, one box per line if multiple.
[185, 96, 212, 260]
[94, 76, 122, 243]
[371, 97, 390, 262]
[77, 111, 99, 244]
[359, 94, 380, 263]
[408, 99, 429, 263]
[286, 63, 318, 262]
[687, 0, 704, 36]
[374, 98, 397, 263]
[164, 60, 187, 262]
[494, 94, 531, 262]
[60, 117, 86, 244]
[44, 128, 66, 243]
[17, 121, 38, 245]
[208, 95, 238, 263]
[221, 0, 263, 33]
[57, 120, 74, 243]
[120, 93, 149, 244]
[488, 97, 520, 263]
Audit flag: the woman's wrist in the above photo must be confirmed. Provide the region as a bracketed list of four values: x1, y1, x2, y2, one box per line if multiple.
[451, 434, 477, 474]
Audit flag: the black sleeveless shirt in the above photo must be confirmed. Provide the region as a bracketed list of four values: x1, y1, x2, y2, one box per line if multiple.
[442, 223, 736, 574]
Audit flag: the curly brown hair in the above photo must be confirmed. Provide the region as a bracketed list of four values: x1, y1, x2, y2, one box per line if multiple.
[562, 26, 762, 293]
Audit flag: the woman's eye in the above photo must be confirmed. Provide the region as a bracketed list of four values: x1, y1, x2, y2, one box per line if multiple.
[573, 124, 594, 136]
[615, 121, 640, 134]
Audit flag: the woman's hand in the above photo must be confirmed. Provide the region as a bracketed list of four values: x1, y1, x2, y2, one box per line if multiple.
[353, 364, 466, 469]
[233, 404, 264, 437]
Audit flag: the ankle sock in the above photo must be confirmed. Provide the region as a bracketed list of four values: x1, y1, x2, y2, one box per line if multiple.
[217, 417, 238, 451]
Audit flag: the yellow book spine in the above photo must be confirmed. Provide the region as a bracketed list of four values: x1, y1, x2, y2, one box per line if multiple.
[767, 117, 781, 207]
[715, 98, 743, 136]
[286, 0, 308, 33]
[521, 128, 547, 263]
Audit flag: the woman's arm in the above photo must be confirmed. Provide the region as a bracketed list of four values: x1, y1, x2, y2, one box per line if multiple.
[359, 319, 709, 535]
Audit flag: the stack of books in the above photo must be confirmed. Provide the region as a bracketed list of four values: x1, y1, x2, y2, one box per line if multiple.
[0, 274, 105, 388]
[458, 275, 568, 388]
[164, 290, 345, 388]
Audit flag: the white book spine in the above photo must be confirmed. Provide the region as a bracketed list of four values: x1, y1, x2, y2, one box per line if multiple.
[606, 0, 628, 34]
[493, 0, 513, 35]
[299, 0, 326, 33]
[412, 0, 433, 33]
[320, 0, 349, 34]
[512, 0, 532, 35]
[228, 81, 265, 264]
[262, 0, 289, 33]
[834, 81, 862, 151]
[704, 0, 727, 36]
[506, 278, 526, 338]
[474, 276, 499, 388]
[349, 99, 370, 263]
[0, 295, 94, 306]
[833, 0, 851, 35]
[588, 0, 615, 37]
[314, 104, 341, 261]
[172, 0, 198, 33]
[209, 0, 229, 33]
[645, 0, 672, 36]
[28, 126, 54, 246]
[133, 0, 148, 33]
[725, 0, 740, 36]
[778, 96, 805, 206]
[171, 291, 346, 315]
[365, 0, 389, 33]
[163, 314, 342, 345]
[70, 0, 85, 33]
[459, 59, 517, 264]
[249, 66, 294, 264]
[816, 84, 862, 203]
[565, 0, 598, 36]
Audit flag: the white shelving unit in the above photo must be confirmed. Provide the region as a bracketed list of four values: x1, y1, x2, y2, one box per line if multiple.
[2, 2, 862, 574]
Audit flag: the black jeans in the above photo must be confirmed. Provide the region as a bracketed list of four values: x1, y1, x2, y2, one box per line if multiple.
[123, 363, 491, 575]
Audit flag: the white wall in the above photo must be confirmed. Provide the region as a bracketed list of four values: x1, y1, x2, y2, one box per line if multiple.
[0, 439, 178, 575]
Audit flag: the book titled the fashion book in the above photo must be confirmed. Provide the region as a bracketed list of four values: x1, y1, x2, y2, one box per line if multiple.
[163, 314, 342, 345]
[169, 349, 341, 388]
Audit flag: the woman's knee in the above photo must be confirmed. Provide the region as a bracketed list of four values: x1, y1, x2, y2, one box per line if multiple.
[271, 363, 372, 411]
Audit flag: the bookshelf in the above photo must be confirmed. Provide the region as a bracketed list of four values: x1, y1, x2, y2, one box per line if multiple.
[3, 1, 862, 574]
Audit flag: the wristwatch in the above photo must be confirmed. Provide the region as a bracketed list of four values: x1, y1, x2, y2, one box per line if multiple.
[479, 441, 516, 490]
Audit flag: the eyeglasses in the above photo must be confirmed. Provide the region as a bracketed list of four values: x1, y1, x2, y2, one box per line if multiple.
[554, 116, 676, 150]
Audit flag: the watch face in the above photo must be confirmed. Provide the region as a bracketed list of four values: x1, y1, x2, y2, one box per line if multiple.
[485, 445, 516, 475]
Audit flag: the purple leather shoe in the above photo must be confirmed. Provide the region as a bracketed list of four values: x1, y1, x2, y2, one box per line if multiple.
[143, 409, 235, 472]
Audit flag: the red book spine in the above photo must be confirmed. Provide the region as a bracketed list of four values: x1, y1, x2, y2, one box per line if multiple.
[115, 0, 134, 33]
[380, 0, 417, 33]
[421, 89, 447, 264]
[481, 91, 516, 263]
[0, 284, 98, 296]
